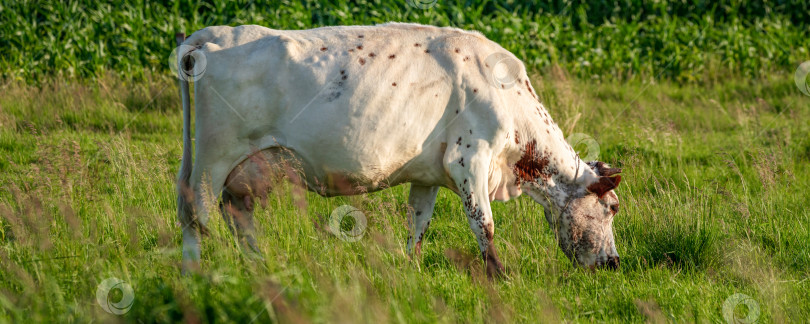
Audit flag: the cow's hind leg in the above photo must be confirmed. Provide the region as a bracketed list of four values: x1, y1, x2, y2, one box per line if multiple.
[220, 190, 261, 255]
[406, 185, 440, 256]
[221, 151, 279, 256]
[181, 146, 241, 273]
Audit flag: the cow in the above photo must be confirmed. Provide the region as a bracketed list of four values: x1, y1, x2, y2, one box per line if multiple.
[176, 23, 623, 278]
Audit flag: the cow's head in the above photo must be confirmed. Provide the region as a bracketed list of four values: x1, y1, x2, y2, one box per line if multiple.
[524, 161, 622, 270]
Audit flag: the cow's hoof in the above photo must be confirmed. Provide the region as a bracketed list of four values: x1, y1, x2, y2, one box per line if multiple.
[485, 261, 506, 280]
[181, 260, 200, 276]
[247, 251, 265, 262]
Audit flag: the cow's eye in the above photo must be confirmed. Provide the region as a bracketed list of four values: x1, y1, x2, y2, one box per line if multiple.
[610, 204, 619, 214]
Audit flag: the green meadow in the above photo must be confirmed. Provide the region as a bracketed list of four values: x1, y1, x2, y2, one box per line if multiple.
[1, 1, 809, 322]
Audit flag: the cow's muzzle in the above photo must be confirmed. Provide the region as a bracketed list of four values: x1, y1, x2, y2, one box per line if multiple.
[597, 256, 620, 270]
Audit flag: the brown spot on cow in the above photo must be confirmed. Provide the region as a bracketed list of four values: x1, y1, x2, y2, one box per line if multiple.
[525, 80, 537, 98]
[414, 43, 421, 47]
[358, 35, 364, 38]
[514, 130, 520, 144]
[369, 52, 376, 57]
[454, 48, 460, 53]
[325, 90, 341, 102]
[357, 45, 363, 50]
[388, 54, 396, 59]
[392, 82, 397, 86]
[358, 58, 366, 65]
[513, 140, 551, 184]
[341, 75, 347, 80]
[473, 89, 478, 93]
[340, 70, 345, 75]
[320, 47, 328, 51]
[424, 49, 430, 53]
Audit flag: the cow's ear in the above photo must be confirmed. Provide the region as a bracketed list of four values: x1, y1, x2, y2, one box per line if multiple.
[587, 175, 621, 198]
[589, 161, 622, 177]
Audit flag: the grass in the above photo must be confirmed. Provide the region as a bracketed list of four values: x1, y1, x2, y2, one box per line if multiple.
[1, 67, 808, 322]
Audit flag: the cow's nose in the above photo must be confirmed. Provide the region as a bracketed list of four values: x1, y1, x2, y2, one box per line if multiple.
[606, 256, 620, 270]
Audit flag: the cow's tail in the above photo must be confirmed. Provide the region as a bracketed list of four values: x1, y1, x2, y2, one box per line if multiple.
[176, 33, 198, 234]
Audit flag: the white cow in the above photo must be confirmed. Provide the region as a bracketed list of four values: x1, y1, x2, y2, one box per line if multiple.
[176, 23, 623, 277]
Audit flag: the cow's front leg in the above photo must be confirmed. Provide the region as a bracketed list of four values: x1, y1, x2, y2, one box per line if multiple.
[446, 150, 505, 279]
[406, 185, 440, 256]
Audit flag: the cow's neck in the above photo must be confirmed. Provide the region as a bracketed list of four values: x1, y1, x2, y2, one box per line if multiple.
[512, 103, 597, 208]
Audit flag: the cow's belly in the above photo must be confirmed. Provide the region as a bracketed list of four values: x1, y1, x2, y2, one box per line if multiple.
[275, 105, 452, 193]
[225, 139, 449, 198]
